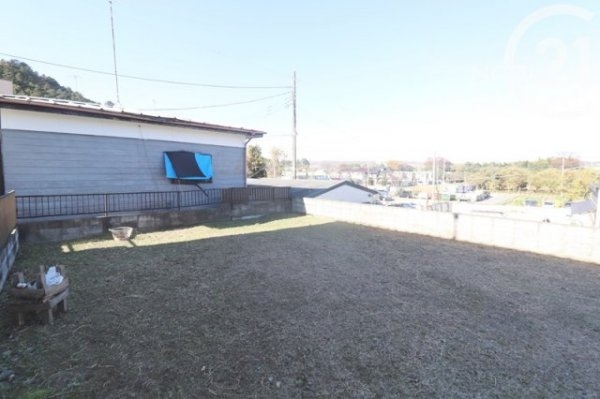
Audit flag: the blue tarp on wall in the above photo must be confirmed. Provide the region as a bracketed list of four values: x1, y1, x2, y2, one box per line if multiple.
[164, 151, 213, 183]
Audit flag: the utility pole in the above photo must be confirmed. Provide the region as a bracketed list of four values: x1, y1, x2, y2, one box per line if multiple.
[442, 158, 446, 183]
[432, 153, 436, 187]
[292, 71, 297, 179]
[560, 156, 565, 195]
[595, 186, 600, 228]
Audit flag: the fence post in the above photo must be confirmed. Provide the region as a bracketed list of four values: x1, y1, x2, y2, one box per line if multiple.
[177, 190, 181, 211]
[223, 188, 230, 205]
[104, 193, 108, 217]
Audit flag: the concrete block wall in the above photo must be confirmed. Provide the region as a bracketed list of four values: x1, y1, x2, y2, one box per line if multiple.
[293, 198, 456, 239]
[0, 228, 19, 291]
[293, 197, 600, 264]
[20, 199, 292, 243]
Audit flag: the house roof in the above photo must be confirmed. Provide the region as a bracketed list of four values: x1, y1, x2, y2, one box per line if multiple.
[248, 178, 378, 198]
[0, 95, 266, 138]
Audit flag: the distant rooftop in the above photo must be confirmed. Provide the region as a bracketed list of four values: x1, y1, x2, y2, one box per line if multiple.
[0, 94, 266, 138]
[248, 178, 377, 198]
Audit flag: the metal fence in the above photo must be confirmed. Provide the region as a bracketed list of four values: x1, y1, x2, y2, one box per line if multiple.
[16, 187, 290, 219]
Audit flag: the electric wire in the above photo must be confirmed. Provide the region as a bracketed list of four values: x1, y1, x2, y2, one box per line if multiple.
[0, 52, 291, 89]
[140, 92, 290, 111]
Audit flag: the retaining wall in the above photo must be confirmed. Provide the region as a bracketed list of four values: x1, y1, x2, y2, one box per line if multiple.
[293, 198, 600, 264]
[0, 228, 19, 291]
[20, 199, 291, 243]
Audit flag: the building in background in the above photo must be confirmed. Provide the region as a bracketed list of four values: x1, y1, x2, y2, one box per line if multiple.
[248, 178, 377, 204]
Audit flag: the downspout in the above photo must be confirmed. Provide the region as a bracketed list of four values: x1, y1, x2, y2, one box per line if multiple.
[243, 133, 256, 188]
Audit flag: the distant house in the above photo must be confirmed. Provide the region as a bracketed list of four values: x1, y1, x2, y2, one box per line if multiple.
[248, 178, 378, 203]
[0, 95, 265, 196]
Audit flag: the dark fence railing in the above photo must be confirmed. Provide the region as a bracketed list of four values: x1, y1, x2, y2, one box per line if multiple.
[16, 187, 290, 219]
[224, 187, 291, 203]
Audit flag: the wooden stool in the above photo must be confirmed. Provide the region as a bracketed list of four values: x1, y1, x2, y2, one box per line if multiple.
[9, 288, 69, 326]
[9, 266, 70, 326]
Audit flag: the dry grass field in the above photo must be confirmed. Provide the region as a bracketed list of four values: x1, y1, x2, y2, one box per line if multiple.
[1, 214, 599, 398]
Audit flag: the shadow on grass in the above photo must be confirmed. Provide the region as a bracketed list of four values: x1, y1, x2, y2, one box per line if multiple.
[207, 212, 306, 229]
[1, 214, 599, 398]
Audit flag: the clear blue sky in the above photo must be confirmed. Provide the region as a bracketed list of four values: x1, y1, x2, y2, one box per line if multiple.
[1, 1, 599, 163]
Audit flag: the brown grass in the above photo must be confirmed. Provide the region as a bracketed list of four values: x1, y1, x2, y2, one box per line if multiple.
[1, 214, 599, 398]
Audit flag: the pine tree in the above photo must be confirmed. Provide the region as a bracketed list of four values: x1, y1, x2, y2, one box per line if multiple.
[247, 145, 267, 178]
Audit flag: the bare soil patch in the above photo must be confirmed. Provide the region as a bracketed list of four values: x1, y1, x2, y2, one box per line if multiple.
[1, 214, 599, 398]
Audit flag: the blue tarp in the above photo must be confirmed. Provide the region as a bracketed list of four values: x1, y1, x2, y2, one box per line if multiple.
[164, 151, 213, 183]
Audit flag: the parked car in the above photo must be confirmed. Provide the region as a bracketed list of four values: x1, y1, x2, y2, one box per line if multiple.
[524, 199, 538, 207]
[380, 197, 396, 206]
[542, 201, 554, 208]
[391, 202, 417, 209]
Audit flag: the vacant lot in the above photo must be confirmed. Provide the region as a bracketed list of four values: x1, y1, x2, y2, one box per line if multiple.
[1, 214, 599, 398]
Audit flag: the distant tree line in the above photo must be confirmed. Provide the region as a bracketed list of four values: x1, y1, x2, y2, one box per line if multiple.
[247, 146, 598, 199]
[246, 145, 310, 179]
[449, 157, 597, 200]
[0, 59, 92, 102]
[347, 156, 597, 200]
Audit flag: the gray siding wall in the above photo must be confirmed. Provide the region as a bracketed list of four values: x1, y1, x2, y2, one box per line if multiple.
[2, 129, 245, 195]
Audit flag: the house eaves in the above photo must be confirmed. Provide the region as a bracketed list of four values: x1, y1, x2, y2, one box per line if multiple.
[0, 95, 266, 138]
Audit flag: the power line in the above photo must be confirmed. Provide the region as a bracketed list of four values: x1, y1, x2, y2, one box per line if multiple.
[139, 92, 290, 111]
[0, 52, 292, 89]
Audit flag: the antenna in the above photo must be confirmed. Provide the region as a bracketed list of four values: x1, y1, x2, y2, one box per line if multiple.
[109, 0, 121, 104]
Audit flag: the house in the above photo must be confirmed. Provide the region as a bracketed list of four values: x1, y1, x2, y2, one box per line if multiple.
[0, 95, 265, 196]
[248, 178, 378, 203]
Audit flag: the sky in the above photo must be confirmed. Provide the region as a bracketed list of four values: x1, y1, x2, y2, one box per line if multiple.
[1, 1, 599, 163]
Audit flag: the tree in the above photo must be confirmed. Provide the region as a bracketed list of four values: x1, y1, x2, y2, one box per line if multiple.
[0, 59, 93, 102]
[386, 160, 402, 171]
[530, 169, 561, 193]
[564, 169, 599, 199]
[246, 145, 267, 178]
[268, 147, 287, 178]
[299, 158, 310, 177]
[528, 158, 551, 171]
[500, 167, 529, 191]
[386, 160, 415, 172]
[549, 156, 581, 170]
